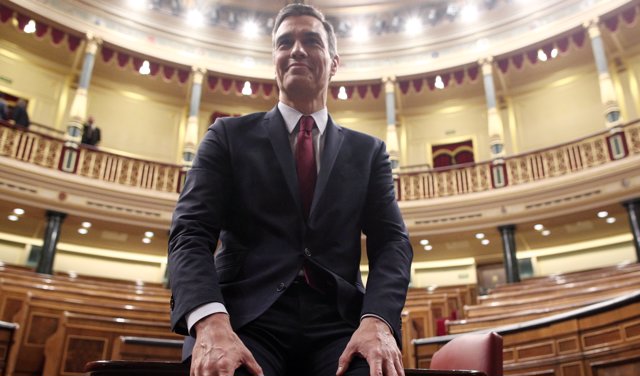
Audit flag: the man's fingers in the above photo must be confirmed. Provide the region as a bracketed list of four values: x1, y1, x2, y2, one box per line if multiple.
[337, 345, 356, 376]
[242, 351, 264, 376]
[393, 353, 405, 376]
[368, 358, 383, 376]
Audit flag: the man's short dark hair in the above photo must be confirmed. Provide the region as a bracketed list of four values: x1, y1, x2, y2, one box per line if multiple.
[272, 3, 338, 58]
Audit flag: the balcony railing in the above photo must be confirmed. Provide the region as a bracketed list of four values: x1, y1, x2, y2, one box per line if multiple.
[395, 120, 640, 201]
[0, 121, 184, 193]
[1, 120, 638, 199]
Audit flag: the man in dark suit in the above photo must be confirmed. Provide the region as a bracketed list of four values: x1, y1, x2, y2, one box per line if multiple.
[81, 116, 101, 146]
[168, 4, 412, 376]
[11, 99, 30, 128]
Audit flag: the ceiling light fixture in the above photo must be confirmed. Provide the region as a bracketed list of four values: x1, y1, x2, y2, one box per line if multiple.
[541, 229, 551, 236]
[424, 245, 433, 251]
[139, 60, 151, 75]
[606, 217, 616, 224]
[186, 9, 205, 26]
[144, 231, 155, 238]
[597, 211, 608, 218]
[127, 0, 146, 10]
[434, 75, 445, 90]
[241, 81, 253, 96]
[481, 239, 490, 245]
[405, 17, 423, 35]
[475, 233, 485, 239]
[460, 4, 480, 22]
[534, 224, 544, 231]
[23, 20, 36, 34]
[142, 237, 152, 244]
[13, 208, 25, 215]
[337, 86, 348, 100]
[351, 24, 369, 40]
[82, 222, 92, 228]
[419, 239, 429, 245]
[242, 20, 259, 37]
[7, 215, 19, 222]
[78, 228, 89, 235]
[537, 49, 548, 62]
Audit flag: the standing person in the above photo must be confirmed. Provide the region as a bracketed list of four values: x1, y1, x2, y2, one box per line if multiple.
[0, 97, 9, 121]
[168, 4, 413, 376]
[12, 99, 30, 128]
[81, 116, 101, 146]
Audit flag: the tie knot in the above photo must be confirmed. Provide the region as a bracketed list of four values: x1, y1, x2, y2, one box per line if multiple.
[300, 116, 315, 133]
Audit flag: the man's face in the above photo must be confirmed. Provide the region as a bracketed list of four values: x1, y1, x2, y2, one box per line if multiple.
[273, 15, 338, 102]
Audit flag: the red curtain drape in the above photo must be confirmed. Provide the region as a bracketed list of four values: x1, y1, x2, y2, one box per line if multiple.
[432, 140, 474, 168]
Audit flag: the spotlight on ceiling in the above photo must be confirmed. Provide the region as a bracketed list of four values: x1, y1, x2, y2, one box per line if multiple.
[186, 9, 205, 26]
[242, 20, 260, 37]
[460, 4, 480, 22]
[405, 17, 423, 35]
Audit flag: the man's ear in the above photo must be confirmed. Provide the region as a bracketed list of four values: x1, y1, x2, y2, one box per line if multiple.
[330, 54, 340, 77]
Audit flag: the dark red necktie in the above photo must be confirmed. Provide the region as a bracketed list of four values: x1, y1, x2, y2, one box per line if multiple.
[296, 116, 316, 218]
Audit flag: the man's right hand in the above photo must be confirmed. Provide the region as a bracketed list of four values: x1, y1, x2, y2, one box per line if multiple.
[191, 313, 263, 376]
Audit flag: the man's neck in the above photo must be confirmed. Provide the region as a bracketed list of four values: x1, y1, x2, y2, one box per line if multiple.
[279, 95, 326, 115]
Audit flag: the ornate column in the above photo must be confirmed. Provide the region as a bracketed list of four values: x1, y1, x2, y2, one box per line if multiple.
[36, 211, 67, 275]
[585, 20, 622, 128]
[480, 58, 505, 159]
[182, 67, 206, 166]
[383, 76, 400, 169]
[499, 224, 521, 283]
[623, 199, 640, 261]
[480, 58, 509, 188]
[60, 33, 101, 173]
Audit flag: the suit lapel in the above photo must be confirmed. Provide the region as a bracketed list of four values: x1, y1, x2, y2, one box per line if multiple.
[310, 116, 344, 217]
[263, 107, 302, 211]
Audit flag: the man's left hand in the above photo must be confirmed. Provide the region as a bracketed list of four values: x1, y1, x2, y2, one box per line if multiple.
[336, 316, 404, 376]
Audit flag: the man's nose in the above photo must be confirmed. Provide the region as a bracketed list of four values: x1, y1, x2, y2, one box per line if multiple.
[291, 40, 307, 58]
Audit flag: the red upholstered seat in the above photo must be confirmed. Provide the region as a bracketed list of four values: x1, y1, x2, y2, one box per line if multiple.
[430, 332, 503, 376]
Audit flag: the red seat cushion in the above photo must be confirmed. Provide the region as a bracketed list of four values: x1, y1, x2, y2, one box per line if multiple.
[430, 332, 503, 376]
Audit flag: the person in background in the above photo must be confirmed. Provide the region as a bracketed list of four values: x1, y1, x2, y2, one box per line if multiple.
[168, 3, 412, 376]
[12, 99, 30, 128]
[81, 116, 101, 146]
[0, 97, 9, 121]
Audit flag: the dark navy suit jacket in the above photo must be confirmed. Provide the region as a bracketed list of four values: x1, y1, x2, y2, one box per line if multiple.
[168, 106, 412, 358]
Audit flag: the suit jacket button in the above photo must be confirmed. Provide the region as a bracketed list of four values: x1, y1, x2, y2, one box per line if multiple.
[277, 282, 286, 292]
[304, 248, 311, 257]
[170, 296, 175, 310]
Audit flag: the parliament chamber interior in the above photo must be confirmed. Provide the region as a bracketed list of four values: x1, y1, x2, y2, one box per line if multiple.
[0, 0, 639, 375]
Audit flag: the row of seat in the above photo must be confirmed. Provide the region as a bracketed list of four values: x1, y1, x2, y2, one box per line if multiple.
[0, 265, 181, 376]
[447, 262, 640, 334]
[0, 264, 504, 376]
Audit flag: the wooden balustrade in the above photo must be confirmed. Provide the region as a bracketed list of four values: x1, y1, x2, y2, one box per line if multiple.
[2, 119, 639, 199]
[394, 119, 640, 200]
[0, 122, 183, 193]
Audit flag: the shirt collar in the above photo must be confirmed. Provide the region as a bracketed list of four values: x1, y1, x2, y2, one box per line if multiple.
[278, 102, 327, 135]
